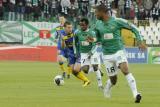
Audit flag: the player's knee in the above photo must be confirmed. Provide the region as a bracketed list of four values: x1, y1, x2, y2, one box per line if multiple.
[72, 70, 79, 76]
[120, 63, 128, 71]
[92, 65, 98, 71]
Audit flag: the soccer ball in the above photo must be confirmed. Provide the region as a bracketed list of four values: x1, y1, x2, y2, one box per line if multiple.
[54, 75, 64, 86]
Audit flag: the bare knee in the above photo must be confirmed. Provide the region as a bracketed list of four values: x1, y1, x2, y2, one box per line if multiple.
[119, 62, 129, 75]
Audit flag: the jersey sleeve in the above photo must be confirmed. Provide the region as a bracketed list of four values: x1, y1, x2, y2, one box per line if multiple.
[73, 31, 80, 56]
[116, 18, 144, 43]
[94, 21, 102, 43]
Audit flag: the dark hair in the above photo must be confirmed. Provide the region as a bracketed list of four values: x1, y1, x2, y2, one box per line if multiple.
[64, 21, 72, 27]
[80, 18, 89, 25]
[95, 4, 108, 13]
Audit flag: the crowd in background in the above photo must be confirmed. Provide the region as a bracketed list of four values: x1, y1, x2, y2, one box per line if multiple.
[0, 0, 160, 23]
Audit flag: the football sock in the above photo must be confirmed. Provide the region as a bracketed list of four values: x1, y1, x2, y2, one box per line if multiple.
[95, 69, 103, 87]
[126, 73, 138, 98]
[67, 66, 72, 75]
[59, 62, 66, 73]
[106, 79, 113, 91]
[74, 71, 89, 82]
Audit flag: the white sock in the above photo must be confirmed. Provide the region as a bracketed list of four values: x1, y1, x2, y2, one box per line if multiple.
[126, 73, 138, 98]
[95, 69, 102, 87]
[105, 79, 113, 90]
[104, 79, 113, 98]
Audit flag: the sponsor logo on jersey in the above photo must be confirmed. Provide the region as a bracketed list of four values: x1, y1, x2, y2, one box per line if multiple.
[104, 33, 113, 39]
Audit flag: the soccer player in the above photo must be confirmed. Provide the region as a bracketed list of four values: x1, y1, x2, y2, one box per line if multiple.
[74, 18, 103, 89]
[55, 16, 72, 78]
[60, 21, 90, 87]
[94, 5, 147, 103]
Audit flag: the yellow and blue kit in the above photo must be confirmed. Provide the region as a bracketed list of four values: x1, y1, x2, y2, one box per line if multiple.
[59, 30, 77, 65]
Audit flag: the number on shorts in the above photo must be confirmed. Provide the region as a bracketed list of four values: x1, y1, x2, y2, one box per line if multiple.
[107, 67, 115, 73]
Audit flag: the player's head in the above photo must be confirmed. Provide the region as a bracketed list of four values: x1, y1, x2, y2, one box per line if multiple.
[59, 16, 66, 26]
[79, 18, 89, 31]
[64, 21, 73, 34]
[95, 5, 109, 20]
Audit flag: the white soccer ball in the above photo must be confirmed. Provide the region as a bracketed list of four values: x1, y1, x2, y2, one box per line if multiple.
[54, 75, 64, 86]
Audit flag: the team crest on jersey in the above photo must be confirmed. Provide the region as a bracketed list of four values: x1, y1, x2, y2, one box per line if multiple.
[104, 33, 113, 39]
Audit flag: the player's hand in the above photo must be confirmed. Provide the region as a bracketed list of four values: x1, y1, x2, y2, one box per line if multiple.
[138, 41, 147, 52]
[86, 36, 94, 43]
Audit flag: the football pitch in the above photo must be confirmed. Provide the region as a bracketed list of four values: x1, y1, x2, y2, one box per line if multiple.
[0, 61, 160, 107]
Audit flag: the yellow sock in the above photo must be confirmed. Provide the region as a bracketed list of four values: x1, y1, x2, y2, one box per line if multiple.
[76, 71, 89, 82]
[67, 66, 72, 75]
[60, 64, 66, 72]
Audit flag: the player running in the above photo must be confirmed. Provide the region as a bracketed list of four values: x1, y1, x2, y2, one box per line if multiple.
[73, 18, 103, 89]
[55, 16, 72, 78]
[94, 5, 147, 103]
[60, 21, 90, 87]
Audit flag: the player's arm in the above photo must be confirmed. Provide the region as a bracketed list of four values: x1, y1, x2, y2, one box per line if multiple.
[73, 34, 80, 57]
[61, 35, 67, 49]
[87, 31, 97, 58]
[116, 18, 147, 51]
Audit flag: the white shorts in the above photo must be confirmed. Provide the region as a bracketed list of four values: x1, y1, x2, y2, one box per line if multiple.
[103, 50, 128, 76]
[81, 53, 100, 66]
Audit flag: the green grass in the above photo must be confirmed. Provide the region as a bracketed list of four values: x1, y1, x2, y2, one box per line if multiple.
[0, 61, 160, 107]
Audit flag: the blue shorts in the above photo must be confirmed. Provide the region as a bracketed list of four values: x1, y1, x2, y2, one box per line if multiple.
[59, 48, 68, 58]
[67, 48, 76, 65]
[57, 40, 61, 50]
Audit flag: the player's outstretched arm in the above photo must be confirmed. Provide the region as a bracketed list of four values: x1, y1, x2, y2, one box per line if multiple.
[116, 18, 147, 51]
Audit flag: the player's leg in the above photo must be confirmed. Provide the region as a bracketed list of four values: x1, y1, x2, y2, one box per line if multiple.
[67, 64, 72, 79]
[57, 50, 66, 78]
[117, 50, 141, 103]
[73, 62, 90, 87]
[92, 64, 103, 89]
[103, 52, 120, 98]
[103, 60, 118, 98]
[119, 62, 141, 103]
[91, 54, 103, 89]
[71, 55, 90, 87]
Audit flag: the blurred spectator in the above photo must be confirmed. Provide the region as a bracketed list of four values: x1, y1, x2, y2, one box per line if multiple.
[0, 0, 3, 20]
[138, 5, 145, 20]
[133, 1, 138, 18]
[3, 0, 8, 20]
[32, 0, 40, 21]
[16, 0, 26, 21]
[125, 0, 132, 19]
[130, 4, 135, 20]
[0, 0, 159, 22]
[81, 0, 89, 17]
[8, 0, 15, 21]
[43, 0, 49, 21]
[25, 0, 32, 21]
[50, 0, 57, 18]
[118, 0, 125, 18]
[152, 4, 159, 23]
[61, 0, 71, 15]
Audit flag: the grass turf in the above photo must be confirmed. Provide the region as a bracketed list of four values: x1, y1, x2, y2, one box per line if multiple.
[0, 61, 160, 107]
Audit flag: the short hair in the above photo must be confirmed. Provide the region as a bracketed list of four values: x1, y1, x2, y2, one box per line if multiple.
[95, 4, 108, 13]
[80, 18, 89, 25]
[64, 21, 72, 27]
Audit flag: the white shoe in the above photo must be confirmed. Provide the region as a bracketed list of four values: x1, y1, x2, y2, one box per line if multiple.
[104, 86, 111, 98]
